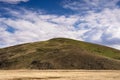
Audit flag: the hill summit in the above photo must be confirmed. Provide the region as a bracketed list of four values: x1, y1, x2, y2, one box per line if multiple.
[0, 38, 120, 69]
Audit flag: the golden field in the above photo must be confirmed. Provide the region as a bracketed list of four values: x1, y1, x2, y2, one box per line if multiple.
[0, 70, 120, 80]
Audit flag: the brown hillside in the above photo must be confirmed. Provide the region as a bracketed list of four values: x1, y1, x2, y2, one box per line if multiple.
[0, 38, 120, 69]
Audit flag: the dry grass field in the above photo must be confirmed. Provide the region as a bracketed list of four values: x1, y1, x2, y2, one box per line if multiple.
[0, 70, 120, 80]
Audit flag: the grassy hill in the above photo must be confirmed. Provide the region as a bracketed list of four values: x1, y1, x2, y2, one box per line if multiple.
[0, 38, 120, 70]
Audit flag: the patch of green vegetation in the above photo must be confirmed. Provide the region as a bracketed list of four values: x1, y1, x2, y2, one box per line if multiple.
[48, 38, 120, 60]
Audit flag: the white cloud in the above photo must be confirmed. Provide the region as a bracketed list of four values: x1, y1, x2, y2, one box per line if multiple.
[0, 0, 29, 4]
[62, 0, 120, 49]
[0, 9, 85, 48]
[1, 7, 120, 50]
[63, 0, 119, 11]
[112, 45, 120, 50]
[79, 8, 120, 48]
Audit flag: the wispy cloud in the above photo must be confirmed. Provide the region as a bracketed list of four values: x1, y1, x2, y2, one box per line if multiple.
[63, 0, 119, 12]
[0, 8, 85, 47]
[62, 0, 120, 49]
[0, 0, 29, 4]
[80, 8, 120, 49]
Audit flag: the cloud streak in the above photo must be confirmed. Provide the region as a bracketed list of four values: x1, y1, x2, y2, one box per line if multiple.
[0, 0, 29, 4]
[63, 0, 119, 12]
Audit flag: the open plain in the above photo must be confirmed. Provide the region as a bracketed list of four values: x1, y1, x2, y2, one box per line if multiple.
[0, 70, 120, 80]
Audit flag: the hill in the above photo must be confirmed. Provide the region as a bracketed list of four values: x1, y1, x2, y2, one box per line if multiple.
[0, 38, 120, 70]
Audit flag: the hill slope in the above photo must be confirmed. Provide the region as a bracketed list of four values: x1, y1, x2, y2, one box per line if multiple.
[0, 38, 120, 70]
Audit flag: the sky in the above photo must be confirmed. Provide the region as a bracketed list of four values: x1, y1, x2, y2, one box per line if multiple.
[0, 0, 120, 50]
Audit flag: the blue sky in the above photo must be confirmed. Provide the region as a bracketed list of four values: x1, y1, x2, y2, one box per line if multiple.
[0, 0, 120, 50]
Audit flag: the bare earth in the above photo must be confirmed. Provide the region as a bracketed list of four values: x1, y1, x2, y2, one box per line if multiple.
[0, 70, 120, 80]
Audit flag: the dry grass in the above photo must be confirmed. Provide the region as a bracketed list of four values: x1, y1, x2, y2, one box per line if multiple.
[0, 70, 120, 80]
